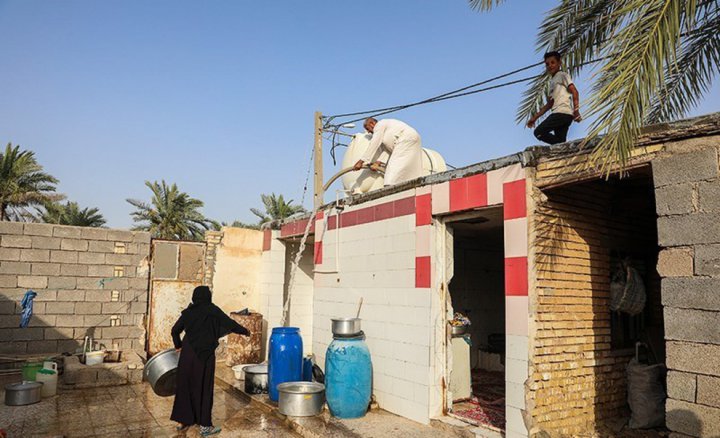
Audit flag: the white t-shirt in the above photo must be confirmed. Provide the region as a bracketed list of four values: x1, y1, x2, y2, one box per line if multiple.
[549, 71, 574, 115]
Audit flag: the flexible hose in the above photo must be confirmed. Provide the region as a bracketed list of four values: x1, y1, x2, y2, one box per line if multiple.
[323, 164, 385, 192]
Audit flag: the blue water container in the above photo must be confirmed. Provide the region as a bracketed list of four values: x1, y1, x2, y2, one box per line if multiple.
[325, 333, 372, 418]
[302, 356, 313, 382]
[268, 327, 303, 402]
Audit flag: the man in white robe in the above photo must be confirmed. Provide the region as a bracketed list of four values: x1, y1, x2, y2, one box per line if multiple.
[352, 117, 423, 186]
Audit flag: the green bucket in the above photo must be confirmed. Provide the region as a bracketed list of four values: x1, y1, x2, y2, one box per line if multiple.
[22, 362, 43, 381]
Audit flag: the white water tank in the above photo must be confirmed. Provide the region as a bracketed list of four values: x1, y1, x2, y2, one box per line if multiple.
[340, 133, 447, 194]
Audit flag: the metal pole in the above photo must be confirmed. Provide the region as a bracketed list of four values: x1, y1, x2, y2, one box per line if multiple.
[313, 111, 323, 210]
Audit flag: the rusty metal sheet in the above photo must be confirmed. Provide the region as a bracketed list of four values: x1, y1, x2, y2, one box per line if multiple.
[147, 280, 198, 354]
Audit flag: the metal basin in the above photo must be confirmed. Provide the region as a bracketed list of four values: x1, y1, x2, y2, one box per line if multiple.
[331, 318, 361, 336]
[450, 325, 467, 336]
[5, 381, 43, 406]
[277, 381, 325, 417]
[243, 365, 268, 394]
[144, 348, 179, 397]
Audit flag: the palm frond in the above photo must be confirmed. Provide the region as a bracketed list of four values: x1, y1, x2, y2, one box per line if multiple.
[468, 0, 505, 11]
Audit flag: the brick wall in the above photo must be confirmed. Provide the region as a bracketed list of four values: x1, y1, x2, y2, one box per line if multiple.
[529, 174, 660, 435]
[653, 142, 720, 438]
[203, 230, 223, 285]
[0, 222, 151, 354]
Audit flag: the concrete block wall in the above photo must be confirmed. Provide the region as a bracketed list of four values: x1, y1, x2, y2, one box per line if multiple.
[0, 222, 151, 354]
[284, 241, 314, 354]
[654, 142, 720, 438]
[258, 229, 286, 355]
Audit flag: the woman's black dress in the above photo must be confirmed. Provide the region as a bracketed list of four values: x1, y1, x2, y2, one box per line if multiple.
[169, 286, 249, 427]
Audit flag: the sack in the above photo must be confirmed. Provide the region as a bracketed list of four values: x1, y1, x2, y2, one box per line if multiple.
[611, 263, 646, 315]
[627, 359, 666, 428]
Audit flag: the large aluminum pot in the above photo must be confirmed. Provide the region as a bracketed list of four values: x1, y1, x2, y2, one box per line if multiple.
[277, 382, 325, 417]
[331, 318, 361, 336]
[144, 348, 179, 397]
[5, 381, 43, 406]
[243, 365, 268, 394]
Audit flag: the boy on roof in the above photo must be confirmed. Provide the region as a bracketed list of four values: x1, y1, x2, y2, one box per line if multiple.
[527, 51, 582, 145]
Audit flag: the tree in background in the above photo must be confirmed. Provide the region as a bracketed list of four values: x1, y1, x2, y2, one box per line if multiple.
[126, 180, 214, 240]
[471, 0, 720, 169]
[41, 201, 106, 227]
[0, 143, 60, 221]
[250, 193, 306, 225]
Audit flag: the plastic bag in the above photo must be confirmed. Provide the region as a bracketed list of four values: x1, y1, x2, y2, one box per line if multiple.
[627, 358, 666, 429]
[611, 263, 646, 315]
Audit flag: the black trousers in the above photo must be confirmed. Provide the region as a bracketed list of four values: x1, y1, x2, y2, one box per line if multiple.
[170, 341, 215, 427]
[534, 113, 574, 145]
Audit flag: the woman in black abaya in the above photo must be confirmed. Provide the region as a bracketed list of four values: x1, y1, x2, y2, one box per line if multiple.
[170, 286, 249, 436]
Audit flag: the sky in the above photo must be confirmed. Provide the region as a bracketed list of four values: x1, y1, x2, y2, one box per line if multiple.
[2, 1, 719, 229]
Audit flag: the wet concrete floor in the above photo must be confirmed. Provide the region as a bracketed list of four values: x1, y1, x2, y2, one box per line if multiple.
[0, 382, 299, 437]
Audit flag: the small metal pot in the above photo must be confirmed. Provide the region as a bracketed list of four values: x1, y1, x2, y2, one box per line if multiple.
[331, 318, 361, 336]
[450, 325, 468, 336]
[5, 381, 43, 406]
[277, 382, 325, 417]
[243, 365, 268, 394]
[144, 349, 179, 397]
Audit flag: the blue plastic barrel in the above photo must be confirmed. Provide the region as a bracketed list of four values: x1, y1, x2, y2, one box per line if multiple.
[325, 334, 372, 418]
[302, 356, 313, 382]
[268, 327, 303, 402]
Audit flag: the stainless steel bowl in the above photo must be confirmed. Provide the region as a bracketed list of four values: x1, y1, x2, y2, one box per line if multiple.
[144, 349, 179, 397]
[277, 381, 325, 417]
[243, 365, 268, 394]
[5, 381, 43, 406]
[450, 325, 468, 336]
[331, 317, 361, 336]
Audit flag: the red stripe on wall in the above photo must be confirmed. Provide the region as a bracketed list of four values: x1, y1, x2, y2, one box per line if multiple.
[327, 196, 416, 231]
[280, 218, 316, 238]
[450, 173, 488, 212]
[503, 179, 526, 220]
[262, 229, 272, 251]
[314, 242, 322, 265]
[416, 256, 431, 288]
[505, 256, 528, 296]
[415, 194, 432, 226]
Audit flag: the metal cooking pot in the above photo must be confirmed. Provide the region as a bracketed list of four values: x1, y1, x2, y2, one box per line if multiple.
[144, 349, 179, 397]
[243, 365, 268, 394]
[277, 382, 325, 417]
[5, 381, 43, 406]
[331, 318, 361, 336]
[450, 325, 468, 336]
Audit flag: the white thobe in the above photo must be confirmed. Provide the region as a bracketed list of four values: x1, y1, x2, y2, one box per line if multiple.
[360, 119, 423, 186]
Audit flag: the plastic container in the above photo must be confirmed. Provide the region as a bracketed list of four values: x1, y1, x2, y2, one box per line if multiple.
[21, 362, 43, 381]
[268, 327, 303, 402]
[36, 368, 58, 397]
[325, 333, 372, 419]
[302, 356, 313, 382]
[85, 351, 105, 366]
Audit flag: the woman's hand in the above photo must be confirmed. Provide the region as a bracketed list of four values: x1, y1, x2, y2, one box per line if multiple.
[175, 348, 181, 354]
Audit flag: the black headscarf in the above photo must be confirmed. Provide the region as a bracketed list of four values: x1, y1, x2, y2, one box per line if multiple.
[171, 286, 249, 361]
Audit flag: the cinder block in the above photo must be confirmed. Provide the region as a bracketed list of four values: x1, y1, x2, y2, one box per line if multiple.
[667, 341, 720, 376]
[20, 249, 50, 262]
[23, 223, 53, 236]
[105, 253, 134, 265]
[655, 183, 695, 216]
[26, 340, 58, 353]
[3, 235, 33, 250]
[44, 327, 75, 340]
[88, 240, 114, 253]
[0, 247, 21, 261]
[81, 228, 108, 240]
[0, 221, 24, 234]
[658, 213, 720, 246]
[101, 326, 132, 339]
[133, 232, 151, 244]
[78, 252, 105, 264]
[18, 275, 48, 289]
[55, 315, 79, 327]
[695, 244, 720, 276]
[30, 236, 61, 250]
[102, 302, 126, 314]
[47, 276, 77, 289]
[667, 371, 697, 402]
[60, 264, 88, 276]
[658, 248, 694, 277]
[0, 301, 16, 314]
[665, 308, 720, 344]
[697, 375, 720, 408]
[58, 339, 81, 353]
[60, 239, 89, 251]
[0, 261, 30, 274]
[57, 289, 86, 301]
[0, 315, 18, 328]
[0, 275, 17, 288]
[87, 265, 114, 277]
[50, 250, 79, 264]
[698, 180, 720, 213]
[83, 314, 111, 327]
[11, 327, 44, 341]
[75, 302, 102, 314]
[33, 290, 57, 301]
[653, 147, 719, 187]
[77, 277, 104, 290]
[0, 339, 26, 354]
[666, 398, 720, 437]
[45, 301, 75, 314]
[31, 263, 61, 276]
[107, 230, 134, 242]
[84, 290, 111, 302]
[662, 277, 720, 311]
[52, 226, 81, 238]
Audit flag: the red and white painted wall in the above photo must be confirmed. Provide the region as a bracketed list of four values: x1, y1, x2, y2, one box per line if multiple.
[259, 162, 529, 434]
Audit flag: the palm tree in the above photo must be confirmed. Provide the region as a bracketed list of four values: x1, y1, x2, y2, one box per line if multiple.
[0, 143, 60, 221]
[250, 193, 306, 225]
[470, 0, 720, 169]
[126, 180, 214, 240]
[41, 201, 106, 227]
